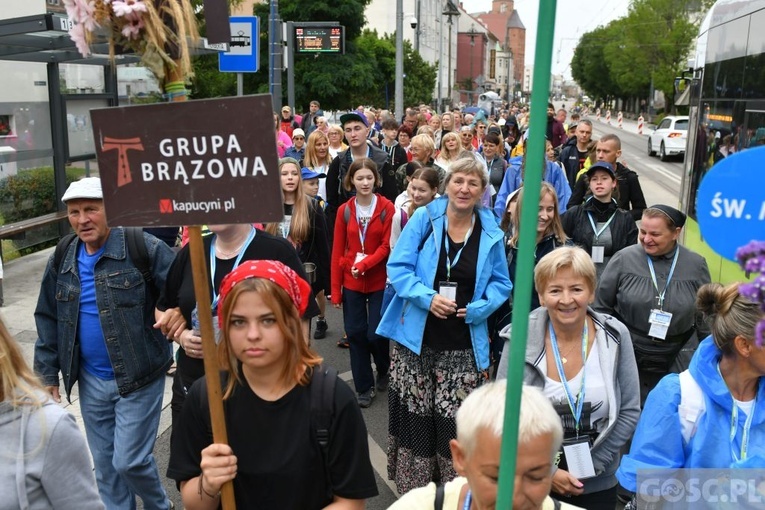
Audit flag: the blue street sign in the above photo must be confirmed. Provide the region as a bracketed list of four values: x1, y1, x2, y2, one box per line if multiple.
[219, 17, 259, 73]
[696, 146, 765, 261]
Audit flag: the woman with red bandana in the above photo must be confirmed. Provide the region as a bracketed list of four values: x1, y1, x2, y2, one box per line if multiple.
[167, 260, 377, 509]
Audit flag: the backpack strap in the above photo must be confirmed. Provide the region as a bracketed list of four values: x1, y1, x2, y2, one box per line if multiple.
[678, 370, 705, 444]
[310, 365, 337, 498]
[124, 227, 157, 302]
[311, 365, 337, 454]
[53, 233, 78, 273]
[434, 484, 445, 510]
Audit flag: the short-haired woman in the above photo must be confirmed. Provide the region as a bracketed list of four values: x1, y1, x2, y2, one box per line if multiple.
[378, 157, 512, 494]
[389, 382, 582, 509]
[167, 261, 377, 508]
[497, 247, 640, 509]
[595, 205, 711, 404]
[617, 282, 765, 507]
[331, 158, 394, 408]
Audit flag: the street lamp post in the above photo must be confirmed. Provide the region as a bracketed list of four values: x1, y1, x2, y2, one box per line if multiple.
[468, 24, 477, 105]
[442, 0, 460, 110]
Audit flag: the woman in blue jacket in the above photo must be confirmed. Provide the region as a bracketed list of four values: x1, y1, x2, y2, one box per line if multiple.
[617, 282, 765, 504]
[377, 156, 512, 495]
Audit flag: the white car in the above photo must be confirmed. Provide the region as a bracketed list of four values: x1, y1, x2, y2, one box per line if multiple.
[648, 115, 688, 161]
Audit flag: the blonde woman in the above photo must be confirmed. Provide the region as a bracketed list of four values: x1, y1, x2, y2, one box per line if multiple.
[327, 124, 347, 159]
[304, 130, 333, 201]
[0, 318, 103, 509]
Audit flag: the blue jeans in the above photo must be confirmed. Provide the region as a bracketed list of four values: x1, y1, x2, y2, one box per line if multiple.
[78, 368, 169, 510]
[342, 288, 390, 394]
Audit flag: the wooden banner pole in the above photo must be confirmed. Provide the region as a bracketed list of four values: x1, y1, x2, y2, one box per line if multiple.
[187, 225, 236, 508]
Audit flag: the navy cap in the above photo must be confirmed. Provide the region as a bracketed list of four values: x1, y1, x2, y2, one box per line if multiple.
[339, 111, 369, 127]
[301, 167, 326, 180]
[586, 161, 616, 178]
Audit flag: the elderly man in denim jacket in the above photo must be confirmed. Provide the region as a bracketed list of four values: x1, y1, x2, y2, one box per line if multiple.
[34, 177, 177, 510]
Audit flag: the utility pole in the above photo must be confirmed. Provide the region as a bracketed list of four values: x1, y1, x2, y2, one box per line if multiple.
[437, 7, 443, 112]
[269, 0, 282, 112]
[395, 0, 404, 119]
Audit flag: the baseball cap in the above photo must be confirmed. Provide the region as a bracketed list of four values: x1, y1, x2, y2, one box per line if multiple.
[281, 106, 291, 113]
[292, 128, 306, 139]
[586, 161, 616, 178]
[62, 177, 103, 203]
[339, 111, 369, 127]
[301, 167, 326, 180]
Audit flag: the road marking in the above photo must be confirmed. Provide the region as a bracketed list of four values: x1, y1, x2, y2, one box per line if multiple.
[341, 368, 401, 497]
[368, 434, 401, 497]
[645, 163, 681, 184]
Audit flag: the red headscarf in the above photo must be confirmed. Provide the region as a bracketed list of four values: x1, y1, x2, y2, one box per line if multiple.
[218, 260, 311, 328]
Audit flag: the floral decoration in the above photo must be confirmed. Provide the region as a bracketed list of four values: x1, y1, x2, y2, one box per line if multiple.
[62, 0, 199, 84]
[736, 240, 765, 346]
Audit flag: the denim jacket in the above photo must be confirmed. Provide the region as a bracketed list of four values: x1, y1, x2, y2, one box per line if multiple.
[34, 228, 176, 399]
[376, 197, 512, 370]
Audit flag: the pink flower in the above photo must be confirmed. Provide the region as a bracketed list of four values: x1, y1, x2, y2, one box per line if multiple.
[120, 18, 145, 39]
[111, 0, 148, 20]
[69, 23, 91, 57]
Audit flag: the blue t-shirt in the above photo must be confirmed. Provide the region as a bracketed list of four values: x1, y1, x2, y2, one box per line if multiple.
[77, 243, 114, 380]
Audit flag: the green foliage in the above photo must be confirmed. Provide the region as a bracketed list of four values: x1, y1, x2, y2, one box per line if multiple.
[0, 167, 85, 257]
[0, 167, 83, 223]
[572, 0, 716, 109]
[189, 0, 436, 110]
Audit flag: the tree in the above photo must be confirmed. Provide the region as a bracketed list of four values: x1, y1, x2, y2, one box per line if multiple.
[572, 0, 715, 112]
[187, 0, 436, 110]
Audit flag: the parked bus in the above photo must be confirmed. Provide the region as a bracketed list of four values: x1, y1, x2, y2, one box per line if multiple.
[679, 0, 765, 283]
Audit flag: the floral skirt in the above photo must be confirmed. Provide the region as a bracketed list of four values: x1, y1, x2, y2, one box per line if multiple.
[387, 342, 483, 495]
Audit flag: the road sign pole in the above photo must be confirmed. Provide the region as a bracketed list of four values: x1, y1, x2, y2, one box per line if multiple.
[495, 0, 557, 508]
[287, 22, 295, 114]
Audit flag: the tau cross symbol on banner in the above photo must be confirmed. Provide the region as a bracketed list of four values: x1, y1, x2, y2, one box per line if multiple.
[102, 137, 144, 187]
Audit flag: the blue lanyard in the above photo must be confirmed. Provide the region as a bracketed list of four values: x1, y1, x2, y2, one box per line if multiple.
[549, 321, 588, 434]
[209, 227, 256, 309]
[718, 364, 757, 462]
[586, 207, 617, 243]
[646, 247, 680, 310]
[463, 490, 472, 510]
[350, 146, 370, 162]
[355, 195, 376, 253]
[443, 214, 475, 281]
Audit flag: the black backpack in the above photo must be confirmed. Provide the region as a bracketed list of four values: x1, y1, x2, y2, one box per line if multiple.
[52, 227, 156, 302]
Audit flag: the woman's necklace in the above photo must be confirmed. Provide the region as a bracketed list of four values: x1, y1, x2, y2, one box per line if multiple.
[558, 341, 579, 364]
[215, 235, 247, 258]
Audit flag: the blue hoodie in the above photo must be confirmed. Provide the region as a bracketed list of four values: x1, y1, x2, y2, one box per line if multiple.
[376, 197, 512, 370]
[493, 156, 572, 218]
[616, 336, 765, 492]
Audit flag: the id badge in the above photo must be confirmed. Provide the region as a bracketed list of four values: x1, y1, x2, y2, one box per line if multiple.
[354, 252, 367, 265]
[591, 245, 605, 263]
[562, 438, 596, 479]
[648, 309, 673, 340]
[438, 281, 458, 301]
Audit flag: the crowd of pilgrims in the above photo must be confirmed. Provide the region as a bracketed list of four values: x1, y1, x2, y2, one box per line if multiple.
[5, 100, 765, 510]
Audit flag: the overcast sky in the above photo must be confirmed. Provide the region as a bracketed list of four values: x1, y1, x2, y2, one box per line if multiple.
[461, 0, 632, 79]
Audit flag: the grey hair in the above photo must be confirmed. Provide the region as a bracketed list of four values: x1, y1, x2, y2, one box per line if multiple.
[455, 381, 563, 462]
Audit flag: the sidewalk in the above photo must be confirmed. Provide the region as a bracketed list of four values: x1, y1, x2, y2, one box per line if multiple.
[0, 246, 175, 438]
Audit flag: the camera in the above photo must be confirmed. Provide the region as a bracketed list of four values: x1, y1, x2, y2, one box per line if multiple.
[410, 16, 418, 29]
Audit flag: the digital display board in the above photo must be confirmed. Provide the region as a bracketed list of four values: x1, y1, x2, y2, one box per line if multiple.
[294, 26, 345, 54]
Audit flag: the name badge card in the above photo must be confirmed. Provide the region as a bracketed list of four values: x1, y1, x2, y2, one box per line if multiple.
[563, 440, 596, 479]
[354, 252, 367, 265]
[648, 309, 673, 340]
[438, 281, 457, 301]
[591, 245, 605, 264]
